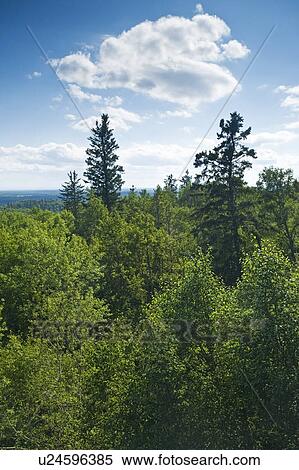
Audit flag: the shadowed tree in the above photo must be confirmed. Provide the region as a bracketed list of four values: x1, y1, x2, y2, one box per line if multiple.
[180, 170, 192, 188]
[194, 112, 257, 284]
[179, 170, 194, 207]
[164, 174, 178, 194]
[84, 114, 124, 211]
[257, 167, 299, 261]
[59, 170, 85, 218]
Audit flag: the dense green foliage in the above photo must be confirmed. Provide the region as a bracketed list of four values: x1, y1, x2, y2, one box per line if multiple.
[0, 113, 298, 450]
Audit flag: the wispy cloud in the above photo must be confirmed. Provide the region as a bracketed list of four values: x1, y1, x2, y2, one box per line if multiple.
[71, 107, 142, 132]
[52, 94, 63, 102]
[275, 84, 299, 111]
[248, 130, 299, 145]
[26, 71, 42, 79]
[67, 84, 102, 103]
[284, 120, 299, 130]
[159, 109, 193, 119]
[0, 142, 84, 172]
[64, 113, 77, 121]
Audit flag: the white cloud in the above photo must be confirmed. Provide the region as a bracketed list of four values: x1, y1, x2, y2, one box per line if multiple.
[193, 136, 215, 147]
[68, 84, 102, 103]
[195, 4, 204, 14]
[1, 137, 298, 190]
[255, 147, 299, 173]
[285, 121, 299, 130]
[0, 143, 85, 173]
[181, 126, 194, 134]
[67, 84, 123, 107]
[281, 96, 299, 110]
[50, 53, 98, 88]
[0, 143, 87, 189]
[71, 107, 142, 132]
[122, 138, 214, 169]
[243, 145, 299, 185]
[275, 85, 287, 93]
[248, 130, 299, 145]
[104, 95, 123, 107]
[51, 7, 249, 109]
[120, 139, 217, 186]
[52, 94, 63, 102]
[221, 39, 249, 60]
[122, 142, 194, 168]
[257, 84, 269, 90]
[283, 85, 299, 95]
[276, 84, 299, 111]
[159, 109, 193, 118]
[64, 113, 77, 121]
[26, 71, 42, 79]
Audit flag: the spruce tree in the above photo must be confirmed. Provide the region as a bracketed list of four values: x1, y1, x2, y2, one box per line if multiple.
[59, 170, 85, 217]
[164, 174, 178, 194]
[178, 170, 194, 207]
[194, 112, 257, 284]
[180, 170, 192, 188]
[84, 114, 124, 210]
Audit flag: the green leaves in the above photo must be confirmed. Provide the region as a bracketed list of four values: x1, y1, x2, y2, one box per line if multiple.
[0, 337, 83, 449]
[0, 177, 297, 450]
[256, 167, 299, 261]
[0, 210, 102, 335]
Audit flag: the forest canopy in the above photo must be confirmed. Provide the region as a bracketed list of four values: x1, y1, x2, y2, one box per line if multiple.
[0, 113, 298, 450]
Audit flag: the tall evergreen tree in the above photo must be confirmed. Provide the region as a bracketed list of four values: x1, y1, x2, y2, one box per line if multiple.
[164, 174, 178, 194]
[180, 170, 192, 188]
[84, 114, 124, 210]
[59, 170, 85, 218]
[179, 170, 194, 207]
[194, 112, 257, 284]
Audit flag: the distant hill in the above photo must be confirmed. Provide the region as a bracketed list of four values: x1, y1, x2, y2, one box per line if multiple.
[0, 189, 154, 207]
[0, 190, 60, 206]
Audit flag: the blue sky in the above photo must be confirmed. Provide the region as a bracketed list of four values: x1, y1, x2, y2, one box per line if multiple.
[1, 0, 299, 189]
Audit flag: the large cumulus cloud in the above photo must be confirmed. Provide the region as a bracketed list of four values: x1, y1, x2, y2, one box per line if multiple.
[51, 4, 249, 109]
